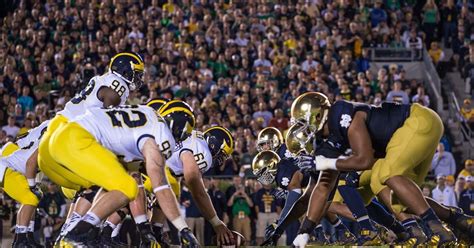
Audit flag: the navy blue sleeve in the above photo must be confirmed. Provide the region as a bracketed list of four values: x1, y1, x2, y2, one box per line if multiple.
[275, 159, 299, 190]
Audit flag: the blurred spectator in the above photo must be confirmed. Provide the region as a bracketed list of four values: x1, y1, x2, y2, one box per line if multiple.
[422, 184, 433, 197]
[253, 184, 280, 244]
[458, 176, 474, 215]
[440, 0, 457, 48]
[227, 184, 253, 241]
[405, 29, 423, 49]
[38, 182, 66, 247]
[460, 99, 474, 129]
[181, 186, 204, 244]
[455, 176, 466, 200]
[268, 109, 289, 131]
[2, 116, 20, 138]
[370, 0, 387, 27]
[203, 178, 227, 245]
[459, 159, 474, 178]
[422, 0, 440, 46]
[17, 85, 34, 114]
[412, 86, 430, 106]
[386, 81, 410, 104]
[252, 103, 273, 127]
[431, 143, 456, 176]
[432, 175, 458, 207]
[428, 42, 445, 65]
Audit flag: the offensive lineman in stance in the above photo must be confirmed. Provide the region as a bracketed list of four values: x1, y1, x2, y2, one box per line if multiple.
[48, 105, 199, 247]
[38, 52, 143, 191]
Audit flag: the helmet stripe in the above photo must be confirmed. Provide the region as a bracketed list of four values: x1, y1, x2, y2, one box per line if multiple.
[109, 52, 144, 71]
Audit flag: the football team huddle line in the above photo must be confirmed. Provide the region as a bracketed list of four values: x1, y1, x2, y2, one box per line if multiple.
[0, 51, 472, 247]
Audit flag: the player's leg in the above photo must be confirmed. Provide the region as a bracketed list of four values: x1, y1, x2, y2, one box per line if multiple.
[49, 123, 138, 243]
[374, 104, 455, 245]
[129, 172, 157, 247]
[293, 170, 339, 247]
[3, 168, 40, 246]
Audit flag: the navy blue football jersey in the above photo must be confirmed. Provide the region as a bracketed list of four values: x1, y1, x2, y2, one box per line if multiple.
[275, 158, 310, 190]
[276, 144, 296, 162]
[327, 100, 410, 158]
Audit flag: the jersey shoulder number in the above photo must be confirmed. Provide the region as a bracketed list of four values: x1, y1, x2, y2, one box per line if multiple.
[110, 80, 127, 97]
[71, 79, 96, 104]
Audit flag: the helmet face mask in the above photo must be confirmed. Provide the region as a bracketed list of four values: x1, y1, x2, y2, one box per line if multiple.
[285, 122, 316, 155]
[204, 126, 234, 168]
[290, 92, 330, 134]
[252, 151, 280, 185]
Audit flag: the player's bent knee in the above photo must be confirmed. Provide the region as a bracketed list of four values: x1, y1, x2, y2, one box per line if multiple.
[17, 192, 39, 207]
[114, 177, 138, 201]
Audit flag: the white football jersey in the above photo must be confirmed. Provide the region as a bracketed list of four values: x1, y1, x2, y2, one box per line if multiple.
[167, 130, 213, 177]
[59, 73, 130, 119]
[74, 105, 175, 162]
[0, 120, 50, 177]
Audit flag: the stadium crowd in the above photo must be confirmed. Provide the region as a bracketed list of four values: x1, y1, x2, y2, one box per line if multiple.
[0, 0, 473, 246]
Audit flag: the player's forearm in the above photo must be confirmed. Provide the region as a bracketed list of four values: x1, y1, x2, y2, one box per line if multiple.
[277, 189, 302, 223]
[187, 178, 219, 222]
[25, 150, 39, 184]
[275, 193, 309, 235]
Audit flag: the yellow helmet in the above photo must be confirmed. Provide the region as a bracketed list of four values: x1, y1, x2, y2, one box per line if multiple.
[290, 92, 331, 133]
[285, 122, 316, 155]
[252, 150, 281, 185]
[257, 127, 284, 152]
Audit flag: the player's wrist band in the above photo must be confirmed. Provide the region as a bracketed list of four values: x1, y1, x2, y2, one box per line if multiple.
[315, 156, 338, 170]
[27, 179, 36, 187]
[171, 217, 188, 231]
[153, 185, 171, 193]
[209, 215, 223, 227]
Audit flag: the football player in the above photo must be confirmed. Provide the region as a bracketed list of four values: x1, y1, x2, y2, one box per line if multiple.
[0, 120, 49, 247]
[38, 52, 143, 191]
[148, 100, 236, 246]
[288, 92, 458, 247]
[48, 105, 199, 247]
[44, 52, 144, 245]
[253, 128, 358, 245]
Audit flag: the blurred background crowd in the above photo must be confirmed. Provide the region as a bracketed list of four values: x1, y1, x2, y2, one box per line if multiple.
[0, 0, 473, 246]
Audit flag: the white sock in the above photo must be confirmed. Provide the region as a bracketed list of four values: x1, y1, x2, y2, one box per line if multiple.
[62, 212, 82, 235]
[28, 221, 35, 232]
[134, 214, 147, 225]
[105, 220, 117, 229]
[112, 223, 122, 238]
[152, 222, 163, 228]
[16, 225, 28, 234]
[82, 212, 101, 226]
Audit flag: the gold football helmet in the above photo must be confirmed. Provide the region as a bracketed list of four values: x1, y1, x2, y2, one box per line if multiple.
[290, 92, 331, 133]
[252, 150, 281, 185]
[285, 122, 316, 155]
[257, 127, 284, 152]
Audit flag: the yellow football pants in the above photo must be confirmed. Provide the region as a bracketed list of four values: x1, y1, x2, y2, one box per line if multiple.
[332, 170, 375, 206]
[38, 115, 84, 190]
[143, 166, 181, 198]
[0, 143, 39, 206]
[49, 122, 138, 200]
[370, 103, 443, 194]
